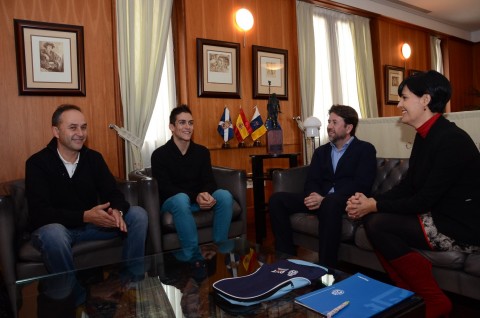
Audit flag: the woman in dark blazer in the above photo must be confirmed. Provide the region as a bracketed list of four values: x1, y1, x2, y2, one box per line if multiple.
[346, 70, 480, 318]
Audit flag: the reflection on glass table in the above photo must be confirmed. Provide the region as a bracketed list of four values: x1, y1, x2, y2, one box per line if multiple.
[15, 238, 422, 317]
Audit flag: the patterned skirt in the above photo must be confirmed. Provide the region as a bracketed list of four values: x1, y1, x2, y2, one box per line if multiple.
[419, 212, 480, 254]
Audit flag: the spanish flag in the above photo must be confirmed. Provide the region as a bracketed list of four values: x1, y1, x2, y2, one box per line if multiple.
[234, 107, 253, 142]
[250, 106, 267, 141]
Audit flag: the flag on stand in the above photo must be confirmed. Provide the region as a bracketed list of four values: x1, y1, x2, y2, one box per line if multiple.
[217, 107, 234, 143]
[234, 107, 253, 142]
[250, 106, 267, 141]
[241, 248, 258, 273]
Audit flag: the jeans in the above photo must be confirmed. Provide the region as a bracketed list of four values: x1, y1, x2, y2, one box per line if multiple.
[161, 189, 233, 262]
[31, 206, 147, 307]
[31, 205, 148, 274]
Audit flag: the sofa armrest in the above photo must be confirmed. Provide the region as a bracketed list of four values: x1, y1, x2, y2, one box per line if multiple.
[116, 180, 139, 206]
[138, 179, 163, 254]
[272, 165, 309, 194]
[128, 167, 152, 181]
[0, 196, 16, 287]
[212, 166, 247, 235]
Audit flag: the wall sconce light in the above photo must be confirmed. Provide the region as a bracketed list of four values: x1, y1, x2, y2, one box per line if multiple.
[401, 42, 411, 69]
[235, 8, 254, 47]
[401, 43, 411, 59]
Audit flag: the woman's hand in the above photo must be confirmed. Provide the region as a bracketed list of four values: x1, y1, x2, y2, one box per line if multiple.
[346, 192, 377, 219]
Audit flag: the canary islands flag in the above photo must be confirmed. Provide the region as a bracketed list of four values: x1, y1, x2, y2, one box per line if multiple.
[218, 107, 234, 142]
[250, 106, 267, 141]
[234, 107, 253, 142]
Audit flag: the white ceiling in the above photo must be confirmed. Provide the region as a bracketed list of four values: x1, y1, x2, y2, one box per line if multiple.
[374, 0, 480, 32]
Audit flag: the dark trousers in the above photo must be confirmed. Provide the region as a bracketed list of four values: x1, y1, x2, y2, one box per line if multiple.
[268, 192, 348, 267]
[363, 213, 430, 260]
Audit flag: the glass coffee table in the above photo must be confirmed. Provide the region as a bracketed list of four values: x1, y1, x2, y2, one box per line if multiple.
[16, 238, 424, 317]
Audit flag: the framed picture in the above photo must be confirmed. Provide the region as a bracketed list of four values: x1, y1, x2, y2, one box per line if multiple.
[14, 19, 86, 96]
[408, 69, 423, 77]
[253, 45, 288, 100]
[197, 38, 240, 99]
[385, 65, 404, 105]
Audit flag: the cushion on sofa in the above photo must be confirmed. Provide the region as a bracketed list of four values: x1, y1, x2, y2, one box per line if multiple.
[416, 250, 466, 270]
[354, 225, 374, 251]
[464, 254, 480, 276]
[354, 225, 467, 270]
[290, 213, 357, 242]
[161, 201, 242, 233]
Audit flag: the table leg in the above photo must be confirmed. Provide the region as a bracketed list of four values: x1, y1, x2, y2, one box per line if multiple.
[251, 158, 265, 244]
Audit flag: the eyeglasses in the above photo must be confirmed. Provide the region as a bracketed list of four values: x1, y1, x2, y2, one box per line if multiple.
[176, 120, 194, 127]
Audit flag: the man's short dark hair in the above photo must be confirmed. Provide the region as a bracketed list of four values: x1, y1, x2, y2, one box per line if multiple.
[169, 104, 192, 125]
[52, 104, 82, 126]
[398, 70, 451, 113]
[328, 105, 359, 136]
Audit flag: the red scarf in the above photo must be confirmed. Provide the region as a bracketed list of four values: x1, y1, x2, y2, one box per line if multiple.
[417, 113, 441, 138]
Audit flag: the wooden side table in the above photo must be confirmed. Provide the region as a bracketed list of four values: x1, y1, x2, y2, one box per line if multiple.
[249, 153, 300, 244]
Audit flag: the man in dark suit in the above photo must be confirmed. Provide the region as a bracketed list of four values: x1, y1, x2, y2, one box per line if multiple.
[269, 105, 377, 267]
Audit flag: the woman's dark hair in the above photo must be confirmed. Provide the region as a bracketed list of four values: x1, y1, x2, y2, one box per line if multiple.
[328, 104, 359, 136]
[169, 104, 192, 125]
[52, 104, 82, 126]
[397, 70, 451, 113]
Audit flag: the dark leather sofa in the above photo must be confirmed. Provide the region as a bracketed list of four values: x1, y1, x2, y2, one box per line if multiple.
[0, 179, 160, 316]
[128, 166, 247, 253]
[272, 158, 480, 301]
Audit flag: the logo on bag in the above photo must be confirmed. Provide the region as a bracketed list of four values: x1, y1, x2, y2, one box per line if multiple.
[272, 267, 288, 274]
[271, 267, 299, 277]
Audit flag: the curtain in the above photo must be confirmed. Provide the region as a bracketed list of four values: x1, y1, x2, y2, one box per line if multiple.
[116, 0, 173, 173]
[296, 1, 316, 119]
[430, 36, 444, 74]
[296, 2, 378, 144]
[296, 1, 317, 164]
[351, 15, 378, 118]
[141, 25, 176, 168]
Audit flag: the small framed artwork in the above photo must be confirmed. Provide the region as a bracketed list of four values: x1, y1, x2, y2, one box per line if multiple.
[408, 69, 423, 77]
[252, 45, 288, 100]
[197, 38, 240, 99]
[14, 19, 86, 96]
[385, 65, 404, 105]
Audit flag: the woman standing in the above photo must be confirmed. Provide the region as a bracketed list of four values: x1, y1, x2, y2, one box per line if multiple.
[346, 70, 480, 318]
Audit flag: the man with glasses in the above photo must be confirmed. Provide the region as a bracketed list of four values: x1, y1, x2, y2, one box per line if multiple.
[151, 105, 233, 271]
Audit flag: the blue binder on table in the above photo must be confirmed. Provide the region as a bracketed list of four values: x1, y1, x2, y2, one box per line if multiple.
[295, 272, 414, 318]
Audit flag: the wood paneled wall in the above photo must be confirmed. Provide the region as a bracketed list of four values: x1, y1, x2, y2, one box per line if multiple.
[0, 0, 122, 186]
[370, 17, 477, 116]
[371, 18, 431, 117]
[174, 0, 302, 173]
[1, 0, 478, 189]
[474, 43, 480, 110]
[445, 38, 475, 112]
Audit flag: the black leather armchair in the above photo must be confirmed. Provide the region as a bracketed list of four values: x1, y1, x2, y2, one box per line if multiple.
[128, 166, 247, 254]
[0, 179, 156, 315]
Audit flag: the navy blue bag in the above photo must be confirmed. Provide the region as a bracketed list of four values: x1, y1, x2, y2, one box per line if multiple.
[213, 259, 327, 306]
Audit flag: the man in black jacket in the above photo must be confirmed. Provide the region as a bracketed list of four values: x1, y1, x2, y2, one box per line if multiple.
[26, 104, 148, 276]
[151, 105, 233, 268]
[269, 105, 377, 267]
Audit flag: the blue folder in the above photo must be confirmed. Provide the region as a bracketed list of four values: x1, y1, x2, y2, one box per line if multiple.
[295, 272, 414, 317]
